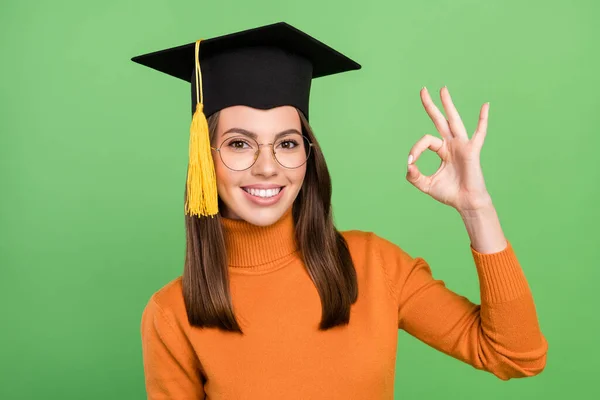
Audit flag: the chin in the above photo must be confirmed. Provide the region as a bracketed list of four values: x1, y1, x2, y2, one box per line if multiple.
[241, 210, 285, 227]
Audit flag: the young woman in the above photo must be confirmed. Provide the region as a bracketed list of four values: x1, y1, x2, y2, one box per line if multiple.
[133, 22, 548, 399]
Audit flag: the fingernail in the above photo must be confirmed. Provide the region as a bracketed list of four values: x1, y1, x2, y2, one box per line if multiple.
[408, 154, 413, 164]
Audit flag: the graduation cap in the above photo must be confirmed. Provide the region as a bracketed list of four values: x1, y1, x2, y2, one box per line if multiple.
[131, 22, 361, 218]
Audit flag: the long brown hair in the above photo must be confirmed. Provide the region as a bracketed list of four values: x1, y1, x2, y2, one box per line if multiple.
[183, 108, 358, 334]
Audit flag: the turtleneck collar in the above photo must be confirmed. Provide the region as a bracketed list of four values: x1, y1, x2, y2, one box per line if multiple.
[221, 206, 298, 268]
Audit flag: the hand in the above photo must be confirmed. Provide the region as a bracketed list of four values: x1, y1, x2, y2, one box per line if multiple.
[406, 86, 493, 213]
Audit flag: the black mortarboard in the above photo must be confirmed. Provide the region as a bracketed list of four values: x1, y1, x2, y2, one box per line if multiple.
[130, 22, 361, 217]
[131, 21, 361, 120]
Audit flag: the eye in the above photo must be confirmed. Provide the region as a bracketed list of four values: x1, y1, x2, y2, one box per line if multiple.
[226, 139, 252, 150]
[277, 139, 299, 150]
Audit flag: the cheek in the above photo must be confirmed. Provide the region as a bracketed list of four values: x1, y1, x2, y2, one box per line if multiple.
[214, 158, 235, 194]
[290, 165, 307, 185]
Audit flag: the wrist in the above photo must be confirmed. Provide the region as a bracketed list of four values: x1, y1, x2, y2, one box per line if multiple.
[457, 195, 494, 219]
[458, 203, 507, 254]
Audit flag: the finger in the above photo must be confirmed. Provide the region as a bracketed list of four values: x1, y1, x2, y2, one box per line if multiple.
[440, 86, 469, 140]
[406, 161, 431, 193]
[472, 102, 489, 150]
[407, 134, 445, 166]
[420, 87, 453, 140]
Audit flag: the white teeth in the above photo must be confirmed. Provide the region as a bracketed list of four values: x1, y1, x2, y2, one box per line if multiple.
[243, 187, 282, 198]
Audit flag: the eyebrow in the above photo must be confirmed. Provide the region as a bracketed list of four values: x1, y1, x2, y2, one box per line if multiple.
[222, 128, 302, 140]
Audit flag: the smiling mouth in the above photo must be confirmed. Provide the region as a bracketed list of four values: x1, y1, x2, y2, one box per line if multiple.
[241, 186, 285, 198]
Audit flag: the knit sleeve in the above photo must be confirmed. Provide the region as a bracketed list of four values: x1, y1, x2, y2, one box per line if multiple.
[374, 233, 548, 380]
[141, 295, 205, 399]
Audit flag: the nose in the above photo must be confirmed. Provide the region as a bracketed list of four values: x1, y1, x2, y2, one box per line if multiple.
[251, 144, 278, 177]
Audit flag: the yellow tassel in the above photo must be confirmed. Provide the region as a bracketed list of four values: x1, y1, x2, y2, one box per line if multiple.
[184, 40, 218, 217]
[185, 102, 218, 217]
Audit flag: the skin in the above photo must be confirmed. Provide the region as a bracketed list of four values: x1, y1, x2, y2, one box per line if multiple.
[406, 86, 507, 253]
[210, 87, 502, 251]
[212, 105, 307, 227]
[406, 86, 492, 211]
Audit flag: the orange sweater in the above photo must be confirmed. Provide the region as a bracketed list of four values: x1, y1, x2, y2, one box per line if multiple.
[141, 208, 548, 399]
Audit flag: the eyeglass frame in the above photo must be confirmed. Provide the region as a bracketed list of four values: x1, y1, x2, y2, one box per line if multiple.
[210, 134, 315, 171]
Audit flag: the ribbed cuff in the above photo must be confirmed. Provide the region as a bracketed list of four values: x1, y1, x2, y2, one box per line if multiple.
[471, 240, 530, 303]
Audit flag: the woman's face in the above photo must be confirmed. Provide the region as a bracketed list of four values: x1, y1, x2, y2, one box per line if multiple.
[212, 105, 307, 226]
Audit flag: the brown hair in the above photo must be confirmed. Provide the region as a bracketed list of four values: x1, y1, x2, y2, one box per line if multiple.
[182, 108, 358, 334]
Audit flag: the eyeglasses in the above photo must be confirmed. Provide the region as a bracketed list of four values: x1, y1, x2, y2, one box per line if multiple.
[211, 133, 314, 171]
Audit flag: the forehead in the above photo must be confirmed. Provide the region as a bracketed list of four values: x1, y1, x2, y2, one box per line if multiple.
[217, 105, 301, 137]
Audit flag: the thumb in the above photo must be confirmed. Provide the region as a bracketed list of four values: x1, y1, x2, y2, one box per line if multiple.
[406, 163, 426, 191]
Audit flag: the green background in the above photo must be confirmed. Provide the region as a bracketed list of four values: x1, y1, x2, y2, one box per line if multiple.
[1, 0, 598, 398]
